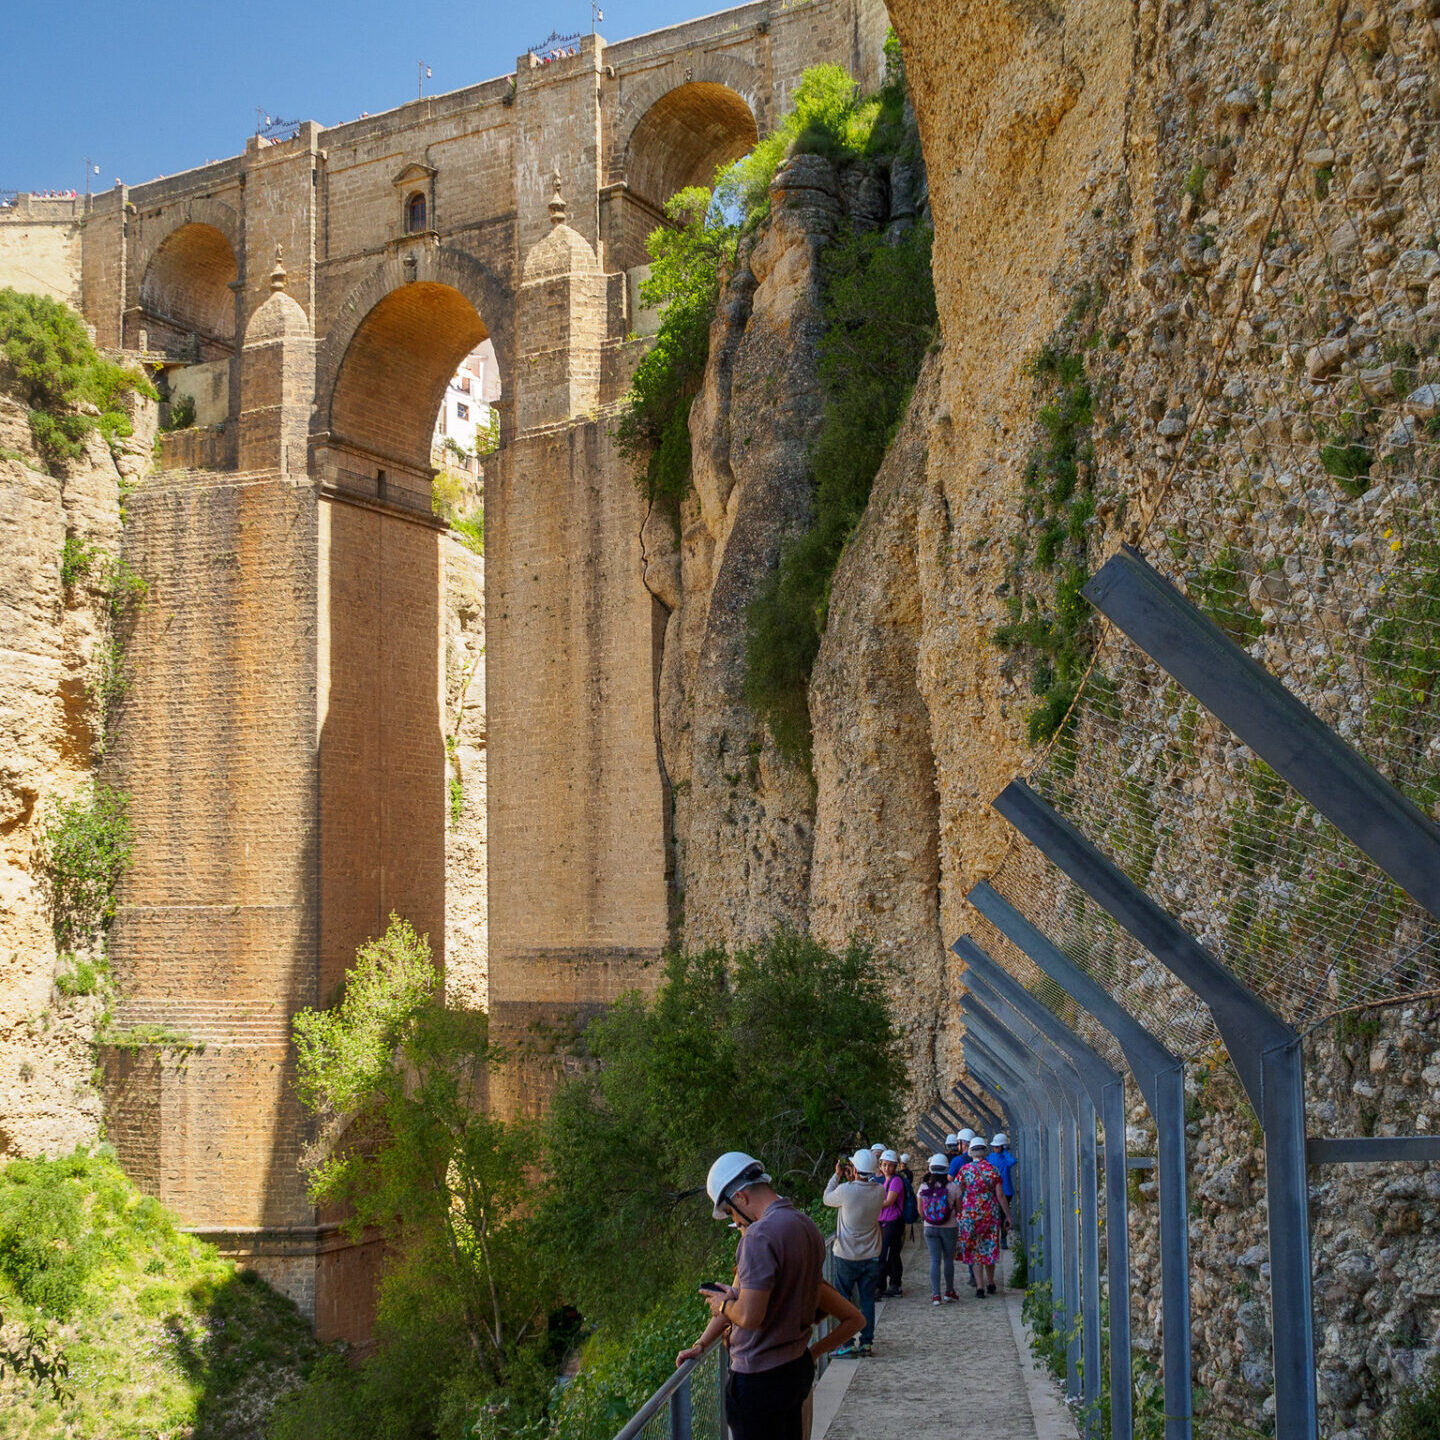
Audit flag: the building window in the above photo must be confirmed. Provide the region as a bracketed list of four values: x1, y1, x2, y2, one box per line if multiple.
[407, 192, 427, 233]
[456, 402, 469, 421]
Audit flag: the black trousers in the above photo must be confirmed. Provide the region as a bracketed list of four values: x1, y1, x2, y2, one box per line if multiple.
[726, 1352, 815, 1440]
[879, 1217, 905, 1292]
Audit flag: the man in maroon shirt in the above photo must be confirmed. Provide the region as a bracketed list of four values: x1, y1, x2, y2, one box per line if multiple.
[704, 1152, 825, 1440]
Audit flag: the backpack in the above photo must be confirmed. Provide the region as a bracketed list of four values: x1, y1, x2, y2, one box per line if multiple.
[918, 1181, 951, 1226]
[902, 1174, 920, 1226]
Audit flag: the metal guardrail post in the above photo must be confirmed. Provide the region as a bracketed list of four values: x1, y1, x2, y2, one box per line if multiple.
[954, 1081, 1004, 1132]
[1084, 545, 1440, 923]
[967, 1042, 1052, 1290]
[970, 881, 1192, 1440]
[962, 950, 1129, 1440]
[965, 1021, 1075, 1352]
[670, 1371, 692, 1440]
[966, 995, 1088, 1405]
[992, 783, 1318, 1440]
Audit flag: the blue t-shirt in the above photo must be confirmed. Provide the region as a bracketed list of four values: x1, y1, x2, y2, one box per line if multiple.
[948, 1155, 969, 1180]
[991, 1149, 1018, 1198]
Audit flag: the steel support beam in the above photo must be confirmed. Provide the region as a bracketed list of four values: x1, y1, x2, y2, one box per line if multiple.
[966, 1038, 1057, 1292]
[969, 881, 1194, 1440]
[990, 783, 1318, 1440]
[1308, 1136, 1440, 1164]
[960, 944, 1132, 1440]
[954, 1081, 1004, 1132]
[967, 984, 1100, 1426]
[1084, 545, 1440, 923]
[965, 1000, 1083, 1393]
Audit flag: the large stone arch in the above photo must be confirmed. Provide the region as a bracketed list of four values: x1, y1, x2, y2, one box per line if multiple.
[311, 245, 512, 500]
[134, 201, 242, 359]
[612, 52, 763, 163]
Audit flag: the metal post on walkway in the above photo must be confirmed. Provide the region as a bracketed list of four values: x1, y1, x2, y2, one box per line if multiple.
[966, 995, 1087, 1406]
[965, 1064, 1039, 1280]
[991, 782, 1317, 1440]
[958, 941, 1133, 1440]
[965, 1013, 1078, 1373]
[970, 881, 1193, 1440]
[967, 1041, 1055, 1293]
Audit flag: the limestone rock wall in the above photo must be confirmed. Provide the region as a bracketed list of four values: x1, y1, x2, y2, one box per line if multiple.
[0, 391, 154, 1160]
[662, 0, 1440, 1427]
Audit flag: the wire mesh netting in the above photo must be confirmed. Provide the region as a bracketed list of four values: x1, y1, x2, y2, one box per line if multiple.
[618, 1342, 726, 1440]
[960, 3, 1440, 1063]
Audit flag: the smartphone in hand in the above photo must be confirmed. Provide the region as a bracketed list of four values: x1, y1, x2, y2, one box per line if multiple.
[698, 1282, 728, 1295]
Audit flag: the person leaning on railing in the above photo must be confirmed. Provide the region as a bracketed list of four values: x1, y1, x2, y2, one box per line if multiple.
[675, 1153, 861, 1440]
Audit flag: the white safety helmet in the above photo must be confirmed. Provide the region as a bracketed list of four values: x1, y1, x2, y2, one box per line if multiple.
[958, 1128, 975, 1144]
[706, 1151, 771, 1219]
[968, 1136, 990, 1154]
[850, 1148, 878, 1175]
[880, 1148, 899, 1164]
[900, 1153, 910, 1165]
[928, 1153, 949, 1174]
[871, 1142, 885, 1154]
[992, 1133, 1010, 1148]
[944, 1133, 959, 1147]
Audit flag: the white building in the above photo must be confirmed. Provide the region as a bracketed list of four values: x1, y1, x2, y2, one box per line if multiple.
[432, 338, 501, 476]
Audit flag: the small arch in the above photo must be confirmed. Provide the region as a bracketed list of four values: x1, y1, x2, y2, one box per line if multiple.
[137, 220, 239, 359]
[406, 192, 428, 234]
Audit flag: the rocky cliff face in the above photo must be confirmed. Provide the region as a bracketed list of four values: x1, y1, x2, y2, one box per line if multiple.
[662, 0, 1440, 1426]
[0, 391, 154, 1160]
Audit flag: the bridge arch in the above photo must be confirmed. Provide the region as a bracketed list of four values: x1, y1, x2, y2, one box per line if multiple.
[136, 211, 240, 360]
[313, 246, 511, 492]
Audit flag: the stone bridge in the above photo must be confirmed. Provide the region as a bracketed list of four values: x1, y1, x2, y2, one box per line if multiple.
[5, 0, 887, 1339]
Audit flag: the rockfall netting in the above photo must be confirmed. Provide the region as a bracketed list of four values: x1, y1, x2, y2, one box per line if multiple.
[964, 0, 1440, 1062]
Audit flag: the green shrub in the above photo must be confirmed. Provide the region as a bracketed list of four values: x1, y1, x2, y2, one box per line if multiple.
[448, 776, 464, 824]
[35, 784, 133, 946]
[1388, 1360, 1440, 1440]
[431, 469, 467, 523]
[54, 953, 105, 998]
[59, 535, 96, 589]
[1320, 438, 1372, 495]
[0, 1149, 318, 1439]
[160, 391, 196, 432]
[452, 514, 485, 555]
[0, 289, 154, 470]
[617, 187, 736, 504]
[744, 220, 936, 764]
[539, 930, 907, 1327]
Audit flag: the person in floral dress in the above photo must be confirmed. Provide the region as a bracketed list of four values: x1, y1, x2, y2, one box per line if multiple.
[956, 1136, 1011, 1298]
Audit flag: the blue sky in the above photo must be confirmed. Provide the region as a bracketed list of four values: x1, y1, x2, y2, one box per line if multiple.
[0, 0, 714, 193]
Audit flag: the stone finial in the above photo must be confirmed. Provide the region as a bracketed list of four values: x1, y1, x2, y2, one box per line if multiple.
[268, 245, 288, 292]
[548, 167, 567, 227]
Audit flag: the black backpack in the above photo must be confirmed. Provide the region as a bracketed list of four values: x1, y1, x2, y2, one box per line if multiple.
[901, 1174, 919, 1226]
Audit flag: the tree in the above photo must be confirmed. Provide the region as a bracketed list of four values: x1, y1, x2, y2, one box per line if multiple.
[287, 917, 550, 1437]
[539, 930, 908, 1325]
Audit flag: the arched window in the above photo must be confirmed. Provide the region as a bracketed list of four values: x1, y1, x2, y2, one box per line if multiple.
[406, 192, 427, 233]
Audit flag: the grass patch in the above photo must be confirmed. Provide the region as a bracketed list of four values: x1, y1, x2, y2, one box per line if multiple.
[0, 1149, 317, 1438]
[991, 289, 1102, 745]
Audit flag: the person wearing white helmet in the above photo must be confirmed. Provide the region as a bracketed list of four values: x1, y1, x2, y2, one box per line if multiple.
[823, 1149, 885, 1357]
[990, 1133, 1018, 1250]
[701, 1151, 826, 1440]
[917, 1153, 963, 1304]
[948, 1129, 975, 1181]
[943, 1133, 960, 1162]
[876, 1149, 906, 1298]
[956, 1136, 1011, 1298]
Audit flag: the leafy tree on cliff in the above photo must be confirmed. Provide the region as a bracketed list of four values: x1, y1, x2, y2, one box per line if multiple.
[538, 930, 908, 1327]
[277, 916, 552, 1439]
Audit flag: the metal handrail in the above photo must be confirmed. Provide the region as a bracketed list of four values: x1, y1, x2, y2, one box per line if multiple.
[613, 1337, 722, 1440]
[610, 1232, 840, 1440]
